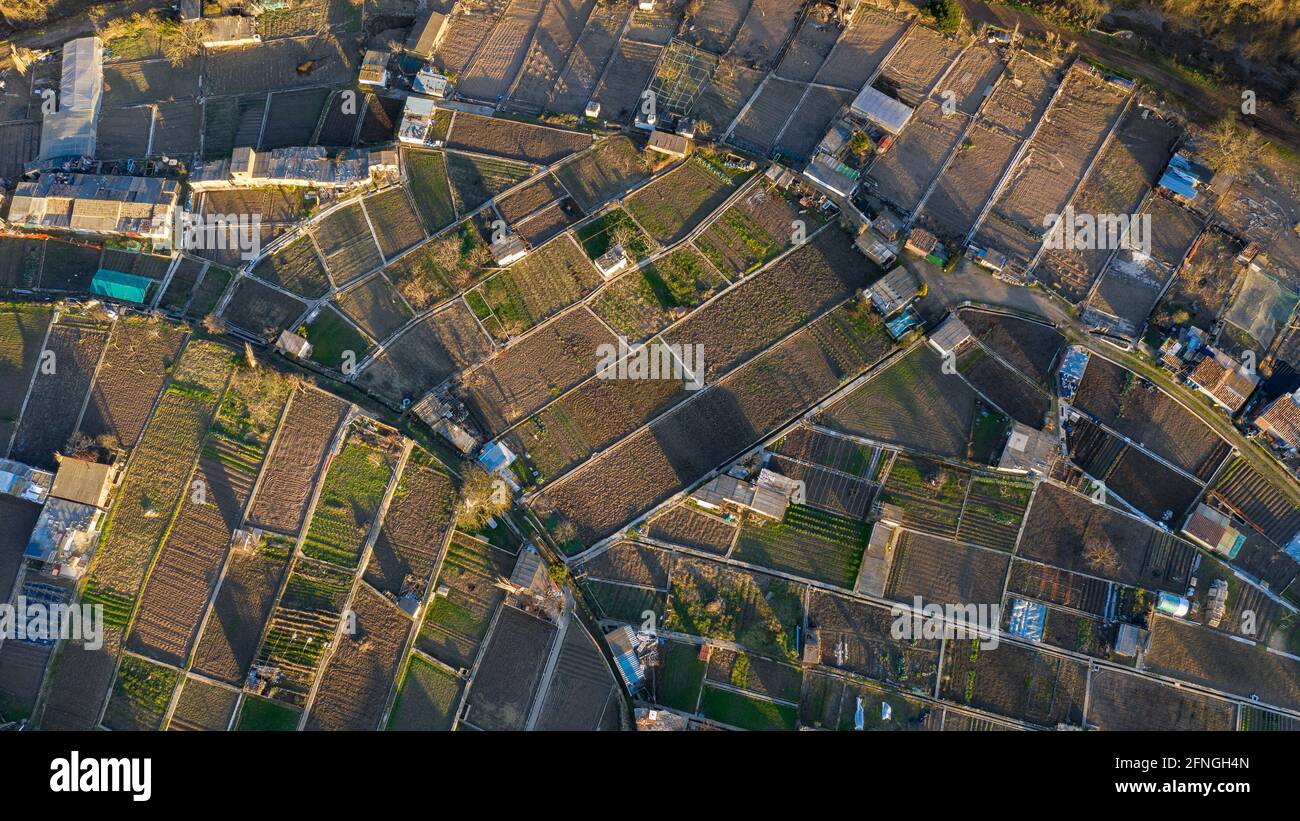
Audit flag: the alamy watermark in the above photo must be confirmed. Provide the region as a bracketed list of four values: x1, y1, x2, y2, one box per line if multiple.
[890, 596, 1001, 650]
[0, 599, 103, 650]
[596, 337, 705, 390]
[1042, 206, 1150, 256]
[158, 210, 262, 261]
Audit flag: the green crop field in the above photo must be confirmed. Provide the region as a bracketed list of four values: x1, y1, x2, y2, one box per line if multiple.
[699, 685, 797, 731]
[732, 505, 870, 588]
[300, 430, 397, 567]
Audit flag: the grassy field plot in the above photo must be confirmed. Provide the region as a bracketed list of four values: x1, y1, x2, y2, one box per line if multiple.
[403, 149, 457, 233]
[589, 247, 727, 342]
[387, 654, 463, 731]
[303, 305, 370, 371]
[102, 655, 178, 731]
[363, 448, 455, 596]
[418, 534, 516, 669]
[666, 557, 803, 661]
[626, 157, 739, 245]
[879, 455, 970, 540]
[300, 425, 400, 568]
[357, 300, 494, 406]
[475, 236, 601, 337]
[693, 181, 801, 277]
[235, 694, 301, 731]
[364, 186, 427, 260]
[733, 505, 869, 588]
[313, 201, 383, 286]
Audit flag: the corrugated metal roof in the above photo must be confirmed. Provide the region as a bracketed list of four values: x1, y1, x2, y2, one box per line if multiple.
[850, 85, 913, 135]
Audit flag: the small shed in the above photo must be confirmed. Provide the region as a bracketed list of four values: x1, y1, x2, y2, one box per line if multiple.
[849, 85, 914, 135]
[276, 330, 313, 360]
[647, 129, 692, 159]
[50, 458, 113, 508]
[594, 244, 631, 279]
[490, 233, 528, 266]
[405, 11, 450, 59]
[359, 50, 391, 87]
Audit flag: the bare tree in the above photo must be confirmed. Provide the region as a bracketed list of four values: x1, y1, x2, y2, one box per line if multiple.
[458, 465, 510, 528]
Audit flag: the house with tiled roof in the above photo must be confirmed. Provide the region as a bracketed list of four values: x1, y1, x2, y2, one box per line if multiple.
[1255, 389, 1300, 452]
[1188, 347, 1257, 414]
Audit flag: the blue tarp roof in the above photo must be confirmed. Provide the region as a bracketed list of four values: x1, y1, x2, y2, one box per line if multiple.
[1007, 598, 1046, 642]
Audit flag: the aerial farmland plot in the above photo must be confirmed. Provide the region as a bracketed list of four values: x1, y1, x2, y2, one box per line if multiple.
[536, 299, 894, 547]
[864, 101, 969, 215]
[191, 532, 296, 685]
[666, 556, 803, 661]
[579, 541, 671, 588]
[8, 315, 111, 471]
[222, 277, 308, 342]
[363, 186, 427, 260]
[507, 0, 599, 113]
[0, 303, 53, 451]
[35, 239, 101, 293]
[474, 235, 602, 336]
[357, 299, 494, 406]
[249, 235, 331, 299]
[335, 273, 414, 341]
[96, 105, 153, 159]
[684, 0, 749, 55]
[666, 227, 868, 381]
[583, 579, 665, 622]
[1084, 667, 1236, 731]
[772, 85, 855, 164]
[651, 39, 724, 121]
[102, 655, 180, 731]
[516, 200, 580, 248]
[260, 87, 332, 149]
[591, 39, 663, 124]
[878, 454, 970, 540]
[402, 148, 457, 233]
[534, 622, 622, 731]
[458, 0, 548, 103]
[807, 590, 940, 687]
[363, 448, 455, 596]
[418, 533, 516, 669]
[255, 556, 355, 706]
[957, 344, 1051, 429]
[103, 57, 201, 107]
[1007, 558, 1111, 618]
[979, 52, 1059, 138]
[305, 585, 411, 730]
[775, 3, 844, 83]
[247, 385, 350, 535]
[167, 678, 240, 732]
[727, 77, 804, 156]
[914, 123, 1020, 245]
[0, 121, 39, 179]
[1036, 105, 1177, 302]
[548, 2, 628, 115]
[502, 348, 688, 482]
[460, 306, 615, 436]
[128, 368, 294, 666]
[959, 309, 1064, 389]
[312, 200, 384, 287]
[387, 654, 465, 731]
[462, 604, 557, 731]
[1209, 457, 1300, 548]
[589, 247, 727, 341]
[385, 220, 493, 312]
[955, 473, 1033, 552]
[813, 7, 909, 91]
[300, 422, 402, 569]
[822, 344, 977, 461]
[626, 156, 741, 245]
[1143, 616, 1300, 711]
[0, 237, 46, 291]
[884, 530, 1008, 609]
[705, 648, 801, 709]
[732, 504, 869, 588]
[627, 0, 683, 44]
[433, 2, 505, 75]
[446, 113, 590, 165]
[203, 35, 355, 96]
[938, 45, 1003, 115]
[693, 62, 765, 137]
[877, 25, 962, 106]
[446, 151, 535, 215]
[726, 0, 800, 70]
[496, 173, 568, 225]
[940, 639, 1087, 727]
[555, 136, 650, 213]
[1070, 355, 1228, 478]
[1154, 227, 1242, 332]
[1017, 482, 1197, 590]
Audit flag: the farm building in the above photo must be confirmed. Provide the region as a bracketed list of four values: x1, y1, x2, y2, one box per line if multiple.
[436, 419, 479, 454]
[904, 227, 942, 260]
[490, 234, 528, 266]
[412, 66, 450, 98]
[8, 173, 179, 241]
[276, 330, 313, 360]
[201, 15, 260, 48]
[0, 458, 52, 503]
[38, 37, 103, 161]
[406, 11, 451, 59]
[927, 315, 973, 358]
[1181, 503, 1246, 560]
[691, 469, 798, 520]
[1255, 389, 1300, 452]
[359, 50, 391, 87]
[969, 245, 1007, 273]
[24, 458, 116, 579]
[1187, 348, 1257, 414]
[647, 130, 692, 159]
[604, 625, 646, 692]
[594, 244, 631, 279]
[850, 85, 914, 136]
[1158, 151, 1214, 203]
[855, 227, 896, 268]
[478, 440, 517, 479]
[864, 265, 920, 317]
[192, 146, 382, 189]
[998, 422, 1058, 475]
[506, 546, 551, 597]
[1114, 623, 1150, 657]
[400, 95, 438, 144]
[90, 268, 152, 303]
[804, 154, 858, 198]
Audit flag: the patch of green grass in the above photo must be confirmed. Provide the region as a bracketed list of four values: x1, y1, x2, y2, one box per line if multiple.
[235, 695, 301, 731]
[575, 208, 653, 261]
[303, 306, 370, 370]
[699, 685, 797, 730]
[405, 149, 457, 233]
[658, 641, 707, 712]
